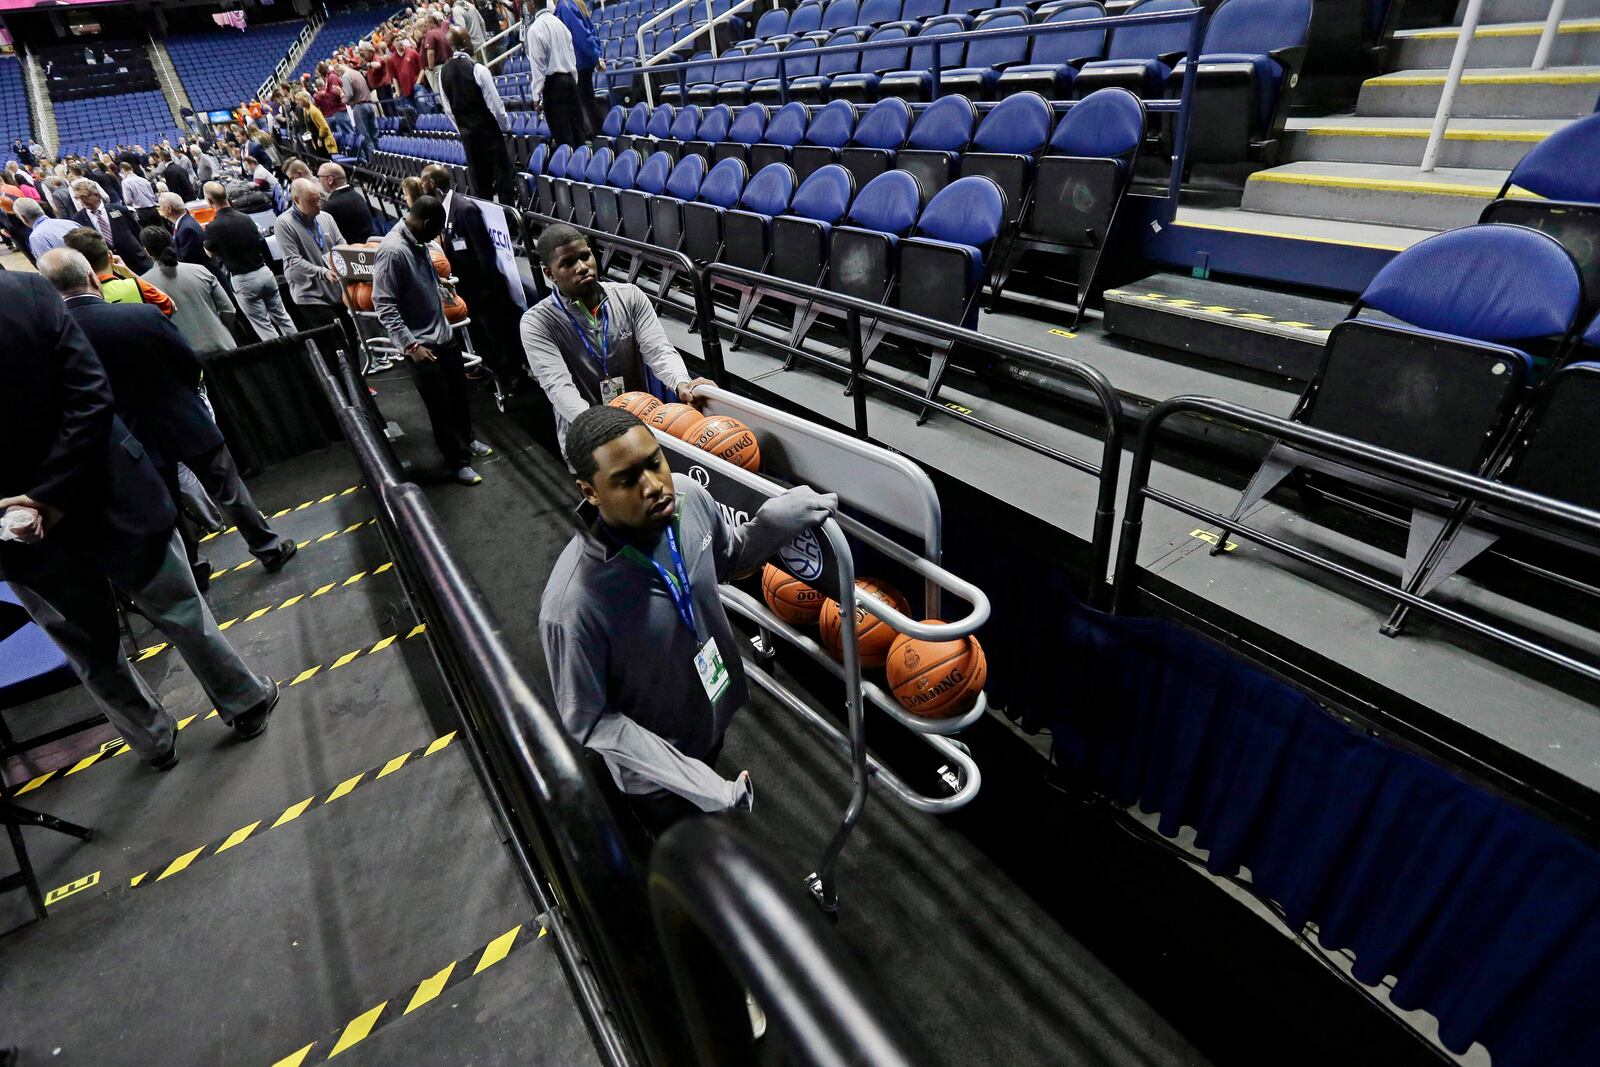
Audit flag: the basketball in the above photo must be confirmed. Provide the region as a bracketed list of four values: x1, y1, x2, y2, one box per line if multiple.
[818, 578, 910, 668]
[693, 416, 761, 472]
[345, 281, 373, 311]
[609, 391, 663, 419]
[886, 628, 987, 719]
[442, 290, 469, 323]
[430, 245, 452, 279]
[648, 403, 708, 440]
[761, 564, 826, 626]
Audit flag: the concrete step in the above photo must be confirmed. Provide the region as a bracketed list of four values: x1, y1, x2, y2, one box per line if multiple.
[1456, 0, 1600, 25]
[1357, 65, 1600, 118]
[1240, 160, 1530, 230]
[1284, 115, 1558, 168]
[1396, 18, 1600, 69]
[1172, 203, 1437, 252]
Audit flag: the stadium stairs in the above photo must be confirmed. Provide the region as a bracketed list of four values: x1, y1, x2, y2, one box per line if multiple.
[147, 36, 196, 131]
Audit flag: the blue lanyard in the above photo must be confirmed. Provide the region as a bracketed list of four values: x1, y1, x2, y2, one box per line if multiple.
[560, 296, 609, 378]
[300, 212, 324, 252]
[615, 517, 697, 637]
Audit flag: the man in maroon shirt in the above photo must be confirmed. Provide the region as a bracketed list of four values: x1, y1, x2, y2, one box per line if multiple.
[422, 13, 453, 91]
[364, 44, 393, 103]
[390, 37, 424, 99]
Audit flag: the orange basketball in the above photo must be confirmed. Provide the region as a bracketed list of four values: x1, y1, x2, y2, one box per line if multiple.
[818, 578, 910, 668]
[345, 281, 373, 311]
[886, 627, 987, 719]
[648, 403, 708, 440]
[692, 416, 760, 472]
[430, 245, 452, 278]
[761, 564, 826, 627]
[609, 391, 662, 419]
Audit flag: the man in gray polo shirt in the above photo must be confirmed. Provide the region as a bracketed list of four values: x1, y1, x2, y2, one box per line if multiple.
[541, 405, 835, 834]
[520, 223, 712, 449]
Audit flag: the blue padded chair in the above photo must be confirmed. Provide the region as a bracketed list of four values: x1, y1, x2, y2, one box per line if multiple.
[573, 146, 615, 229]
[997, 2, 1108, 99]
[855, 0, 905, 27]
[744, 163, 862, 335]
[1220, 224, 1588, 582]
[1481, 111, 1600, 321]
[616, 101, 652, 154]
[789, 1, 826, 35]
[958, 90, 1053, 225]
[0, 584, 74, 712]
[721, 161, 800, 276]
[657, 104, 702, 163]
[720, 43, 784, 104]
[754, 7, 792, 38]
[791, 28, 868, 103]
[689, 49, 746, 106]
[715, 103, 772, 165]
[537, 143, 575, 216]
[894, 94, 977, 198]
[901, 0, 948, 21]
[620, 149, 675, 250]
[802, 168, 925, 346]
[553, 145, 594, 221]
[941, 7, 1034, 100]
[1166, 0, 1313, 163]
[686, 103, 735, 158]
[823, 0, 864, 30]
[633, 152, 709, 285]
[879, 16, 972, 100]
[643, 103, 676, 153]
[794, 99, 860, 180]
[988, 87, 1144, 320]
[840, 95, 913, 188]
[664, 51, 714, 104]
[826, 23, 915, 102]
[751, 101, 813, 170]
[683, 156, 752, 264]
[752, 38, 823, 103]
[1075, 0, 1196, 97]
[594, 148, 643, 237]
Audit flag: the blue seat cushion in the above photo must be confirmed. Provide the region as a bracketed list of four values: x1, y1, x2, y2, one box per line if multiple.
[998, 64, 1077, 92]
[1173, 52, 1284, 126]
[790, 75, 834, 95]
[878, 70, 933, 93]
[828, 72, 882, 94]
[1079, 58, 1172, 95]
[939, 67, 1002, 89]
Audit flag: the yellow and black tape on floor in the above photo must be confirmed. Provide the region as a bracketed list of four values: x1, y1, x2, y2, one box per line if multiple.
[42, 730, 458, 910]
[1102, 289, 1332, 335]
[135, 561, 398, 663]
[269, 921, 548, 1067]
[10, 623, 429, 798]
[198, 485, 366, 544]
[207, 519, 378, 583]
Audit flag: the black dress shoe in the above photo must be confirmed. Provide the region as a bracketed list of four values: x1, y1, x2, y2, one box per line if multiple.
[148, 739, 179, 771]
[261, 539, 298, 573]
[231, 675, 280, 740]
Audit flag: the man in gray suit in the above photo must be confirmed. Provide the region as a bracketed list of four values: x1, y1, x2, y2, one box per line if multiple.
[276, 178, 356, 368]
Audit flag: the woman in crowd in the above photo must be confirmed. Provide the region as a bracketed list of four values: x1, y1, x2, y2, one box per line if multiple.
[139, 225, 238, 355]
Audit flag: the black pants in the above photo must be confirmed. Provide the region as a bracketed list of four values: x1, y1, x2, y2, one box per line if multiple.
[625, 740, 724, 839]
[543, 72, 584, 149]
[461, 124, 514, 202]
[411, 337, 475, 467]
[576, 66, 603, 139]
[291, 300, 358, 371]
[161, 442, 284, 570]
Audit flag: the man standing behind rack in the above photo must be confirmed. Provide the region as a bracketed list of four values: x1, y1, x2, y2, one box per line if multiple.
[525, 0, 582, 148]
[437, 27, 514, 201]
[277, 178, 356, 369]
[541, 403, 836, 832]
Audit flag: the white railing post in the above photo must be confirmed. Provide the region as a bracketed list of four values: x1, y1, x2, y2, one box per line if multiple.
[1420, 0, 1484, 172]
[1531, 0, 1567, 70]
[706, 0, 719, 59]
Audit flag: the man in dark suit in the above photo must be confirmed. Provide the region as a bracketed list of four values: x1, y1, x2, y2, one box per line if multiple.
[157, 191, 212, 270]
[0, 268, 279, 767]
[71, 179, 152, 274]
[161, 151, 198, 203]
[316, 162, 376, 245]
[37, 248, 298, 586]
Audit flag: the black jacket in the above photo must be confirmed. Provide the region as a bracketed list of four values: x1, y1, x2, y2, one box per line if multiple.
[174, 211, 213, 271]
[163, 161, 198, 203]
[203, 206, 271, 274]
[0, 274, 174, 585]
[72, 202, 153, 274]
[324, 185, 375, 246]
[63, 295, 224, 470]
[88, 166, 122, 204]
[443, 192, 501, 300]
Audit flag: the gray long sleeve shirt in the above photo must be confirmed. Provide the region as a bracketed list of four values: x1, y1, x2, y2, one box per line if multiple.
[540, 476, 814, 810]
[373, 221, 454, 351]
[519, 281, 692, 448]
[276, 206, 345, 308]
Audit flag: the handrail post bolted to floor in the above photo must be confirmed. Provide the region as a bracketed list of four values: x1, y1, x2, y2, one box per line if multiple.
[1420, 0, 1485, 172]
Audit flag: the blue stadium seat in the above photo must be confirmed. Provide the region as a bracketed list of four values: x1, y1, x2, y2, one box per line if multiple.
[721, 161, 799, 274]
[879, 16, 971, 101]
[0, 583, 75, 710]
[940, 7, 1033, 100]
[901, 0, 948, 21]
[660, 104, 703, 161]
[854, 0, 906, 28]
[665, 52, 716, 105]
[619, 149, 676, 250]
[957, 90, 1053, 227]
[642, 152, 711, 278]
[790, 28, 868, 103]
[798, 167, 924, 346]
[682, 155, 751, 264]
[594, 149, 642, 237]
[826, 23, 915, 102]
[751, 101, 812, 170]
[167, 21, 308, 112]
[714, 103, 772, 166]
[573, 146, 615, 228]
[840, 95, 913, 188]
[719, 42, 782, 105]
[988, 87, 1145, 320]
[793, 99, 859, 180]
[894, 94, 976, 198]
[685, 103, 735, 158]
[754, 8, 792, 38]
[553, 145, 594, 221]
[997, 2, 1107, 99]
[1167, 0, 1312, 163]
[616, 102, 651, 154]
[595, 104, 626, 150]
[738, 162, 860, 333]
[537, 143, 575, 216]
[823, 0, 864, 31]
[789, 1, 826, 36]
[1076, 0, 1196, 97]
[752, 39, 823, 103]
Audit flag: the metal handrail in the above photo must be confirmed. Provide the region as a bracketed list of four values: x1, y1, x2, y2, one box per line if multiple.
[1110, 395, 1600, 687]
[637, 0, 780, 104]
[649, 820, 934, 1066]
[700, 261, 1124, 603]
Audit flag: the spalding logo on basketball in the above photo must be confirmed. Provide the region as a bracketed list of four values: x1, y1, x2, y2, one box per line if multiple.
[779, 528, 823, 581]
[688, 465, 711, 488]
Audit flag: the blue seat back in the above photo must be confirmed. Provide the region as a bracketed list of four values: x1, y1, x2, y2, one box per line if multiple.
[819, 29, 865, 75]
[755, 8, 791, 36]
[728, 103, 772, 144]
[624, 101, 650, 135]
[1506, 111, 1600, 204]
[528, 142, 550, 177]
[854, 96, 913, 149]
[862, 23, 913, 72]
[665, 152, 709, 199]
[1107, 0, 1195, 60]
[548, 143, 574, 177]
[670, 104, 703, 141]
[716, 50, 749, 82]
[860, 0, 905, 25]
[637, 150, 674, 194]
[1203, 0, 1312, 56]
[585, 146, 614, 184]
[847, 168, 922, 234]
[1031, 3, 1108, 65]
[566, 145, 594, 180]
[684, 51, 716, 84]
[608, 149, 642, 189]
[972, 91, 1053, 154]
[700, 156, 750, 208]
[910, 17, 970, 70]
[1362, 224, 1583, 344]
[823, 0, 862, 29]
[781, 38, 823, 79]
[789, 163, 856, 222]
[917, 174, 1005, 247]
[766, 102, 812, 146]
[907, 94, 976, 151]
[745, 43, 783, 80]
[601, 105, 626, 137]
[807, 99, 858, 148]
[1050, 87, 1145, 157]
[902, 0, 947, 20]
[699, 104, 735, 143]
[741, 162, 798, 215]
[647, 104, 675, 139]
[789, 2, 825, 34]
[968, 9, 1032, 68]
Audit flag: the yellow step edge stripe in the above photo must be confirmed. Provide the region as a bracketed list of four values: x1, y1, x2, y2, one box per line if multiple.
[328, 1002, 388, 1057]
[1172, 217, 1410, 252]
[1297, 125, 1553, 142]
[1371, 71, 1600, 86]
[1248, 170, 1538, 199]
[1405, 18, 1600, 39]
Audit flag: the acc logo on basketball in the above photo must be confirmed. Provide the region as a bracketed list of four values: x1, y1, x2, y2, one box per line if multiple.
[779, 529, 824, 581]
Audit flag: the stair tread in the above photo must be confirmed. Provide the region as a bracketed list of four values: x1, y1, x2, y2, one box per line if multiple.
[1365, 63, 1600, 83]
[1397, 16, 1600, 38]
[1285, 115, 1563, 136]
[1171, 205, 1437, 251]
[1246, 159, 1514, 194]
